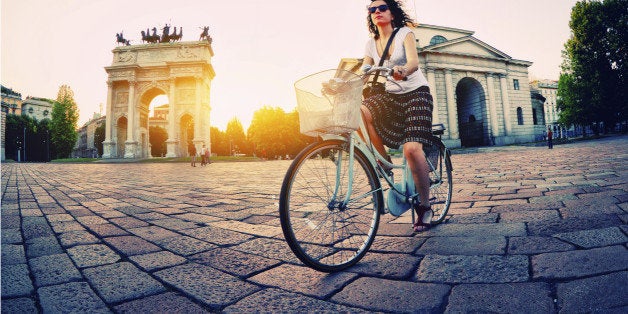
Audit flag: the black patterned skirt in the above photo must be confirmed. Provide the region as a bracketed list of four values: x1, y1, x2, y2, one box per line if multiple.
[363, 85, 437, 149]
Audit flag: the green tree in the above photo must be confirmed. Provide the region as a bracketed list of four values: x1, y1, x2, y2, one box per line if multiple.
[559, 0, 627, 133]
[247, 106, 312, 159]
[50, 85, 79, 158]
[210, 126, 229, 156]
[225, 117, 248, 156]
[4, 114, 51, 161]
[148, 125, 168, 157]
[93, 122, 105, 157]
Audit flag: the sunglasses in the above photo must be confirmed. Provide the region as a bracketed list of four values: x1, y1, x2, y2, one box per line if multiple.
[368, 4, 389, 14]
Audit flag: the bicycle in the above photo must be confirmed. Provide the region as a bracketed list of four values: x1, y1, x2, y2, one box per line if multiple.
[279, 66, 453, 272]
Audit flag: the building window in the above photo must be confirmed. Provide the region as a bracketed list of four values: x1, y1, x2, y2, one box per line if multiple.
[429, 35, 447, 46]
[517, 107, 524, 125]
[532, 109, 538, 125]
[513, 79, 520, 90]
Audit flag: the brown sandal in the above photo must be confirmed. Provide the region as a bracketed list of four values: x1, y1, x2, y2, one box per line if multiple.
[413, 205, 433, 232]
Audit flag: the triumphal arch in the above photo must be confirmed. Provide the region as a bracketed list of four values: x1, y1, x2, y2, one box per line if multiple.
[102, 36, 215, 159]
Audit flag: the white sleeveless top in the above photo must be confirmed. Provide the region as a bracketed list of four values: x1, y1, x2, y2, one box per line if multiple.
[365, 27, 429, 94]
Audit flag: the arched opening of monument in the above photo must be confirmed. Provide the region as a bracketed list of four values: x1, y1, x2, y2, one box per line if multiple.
[456, 78, 488, 147]
[180, 114, 194, 156]
[141, 90, 169, 158]
[116, 116, 127, 158]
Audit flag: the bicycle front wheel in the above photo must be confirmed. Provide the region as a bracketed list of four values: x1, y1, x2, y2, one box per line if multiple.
[279, 139, 382, 272]
[426, 146, 453, 224]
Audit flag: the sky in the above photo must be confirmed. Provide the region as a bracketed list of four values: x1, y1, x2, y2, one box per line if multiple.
[1, 0, 578, 130]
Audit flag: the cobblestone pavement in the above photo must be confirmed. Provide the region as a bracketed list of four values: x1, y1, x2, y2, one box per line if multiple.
[2, 135, 627, 313]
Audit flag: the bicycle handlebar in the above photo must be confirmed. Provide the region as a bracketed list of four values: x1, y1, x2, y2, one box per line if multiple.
[362, 65, 408, 81]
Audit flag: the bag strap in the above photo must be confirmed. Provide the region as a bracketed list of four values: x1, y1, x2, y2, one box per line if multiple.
[371, 27, 401, 85]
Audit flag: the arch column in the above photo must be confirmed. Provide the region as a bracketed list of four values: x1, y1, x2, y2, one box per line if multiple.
[426, 68, 440, 125]
[124, 80, 138, 158]
[102, 81, 116, 158]
[485, 73, 499, 138]
[165, 78, 178, 157]
[444, 69, 459, 139]
[499, 74, 512, 135]
[193, 76, 203, 151]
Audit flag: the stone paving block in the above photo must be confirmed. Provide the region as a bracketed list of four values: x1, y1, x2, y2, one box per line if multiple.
[83, 262, 166, 304]
[1, 243, 26, 265]
[174, 212, 227, 224]
[76, 215, 109, 225]
[181, 226, 254, 246]
[225, 288, 364, 313]
[190, 248, 282, 278]
[527, 214, 624, 236]
[508, 236, 575, 254]
[209, 220, 282, 238]
[29, 253, 83, 287]
[446, 213, 499, 224]
[369, 235, 425, 254]
[421, 222, 526, 237]
[154, 263, 260, 311]
[532, 245, 628, 279]
[331, 276, 450, 312]
[113, 292, 208, 313]
[347, 252, 420, 279]
[86, 223, 129, 237]
[0, 297, 38, 314]
[59, 230, 100, 247]
[104, 235, 161, 256]
[50, 220, 86, 233]
[67, 244, 121, 268]
[230, 238, 301, 264]
[22, 216, 54, 239]
[21, 208, 43, 216]
[25, 236, 64, 258]
[150, 218, 200, 230]
[499, 210, 561, 223]
[110, 216, 150, 229]
[445, 282, 554, 313]
[46, 213, 75, 222]
[38, 282, 109, 313]
[1, 228, 23, 244]
[553, 226, 627, 248]
[248, 264, 357, 299]
[154, 235, 218, 256]
[556, 271, 628, 313]
[417, 236, 506, 255]
[128, 225, 178, 241]
[417, 255, 529, 283]
[1, 264, 34, 297]
[129, 251, 187, 272]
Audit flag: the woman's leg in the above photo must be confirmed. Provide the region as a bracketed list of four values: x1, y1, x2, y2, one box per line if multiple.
[404, 142, 431, 222]
[360, 105, 388, 159]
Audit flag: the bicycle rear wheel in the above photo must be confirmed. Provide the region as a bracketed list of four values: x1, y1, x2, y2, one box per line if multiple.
[279, 139, 382, 272]
[425, 145, 453, 223]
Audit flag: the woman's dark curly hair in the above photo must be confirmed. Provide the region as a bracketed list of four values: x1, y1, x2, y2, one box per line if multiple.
[367, 0, 417, 39]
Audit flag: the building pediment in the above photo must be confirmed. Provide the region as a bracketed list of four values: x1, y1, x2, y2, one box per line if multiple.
[422, 36, 512, 60]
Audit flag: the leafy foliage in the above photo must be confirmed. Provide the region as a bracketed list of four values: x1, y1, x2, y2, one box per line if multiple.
[94, 122, 105, 157]
[4, 114, 51, 161]
[558, 0, 627, 133]
[148, 126, 168, 157]
[247, 106, 313, 159]
[50, 85, 79, 158]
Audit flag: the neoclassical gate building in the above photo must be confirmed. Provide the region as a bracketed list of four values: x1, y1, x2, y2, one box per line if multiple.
[342, 24, 545, 148]
[102, 40, 215, 159]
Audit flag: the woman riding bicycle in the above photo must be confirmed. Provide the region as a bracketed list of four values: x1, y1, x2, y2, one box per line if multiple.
[361, 0, 436, 232]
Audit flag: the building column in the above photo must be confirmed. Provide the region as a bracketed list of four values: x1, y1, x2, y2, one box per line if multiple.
[444, 69, 458, 140]
[426, 68, 440, 125]
[166, 78, 178, 157]
[124, 80, 138, 158]
[102, 81, 116, 158]
[193, 76, 203, 151]
[499, 74, 512, 136]
[485, 73, 499, 138]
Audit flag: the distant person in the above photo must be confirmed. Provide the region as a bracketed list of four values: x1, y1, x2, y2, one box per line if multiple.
[204, 145, 211, 164]
[188, 143, 197, 166]
[200, 144, 207, 166]
[547, 127, 553, 149]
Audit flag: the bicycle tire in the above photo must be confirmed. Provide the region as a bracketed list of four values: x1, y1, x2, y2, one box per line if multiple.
[426, 145, 453, 224]
[279, 139, 383, 272]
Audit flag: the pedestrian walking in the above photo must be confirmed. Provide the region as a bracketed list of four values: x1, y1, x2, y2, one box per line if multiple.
[547, 127, 553, 149]
[188, 142, 197, 166]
